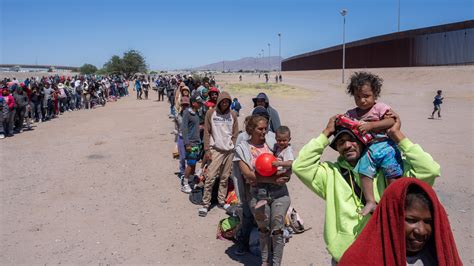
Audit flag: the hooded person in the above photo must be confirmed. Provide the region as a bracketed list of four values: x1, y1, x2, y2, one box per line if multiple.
[205, 87, 220, 109]
[339, 178, 461, 266]
[199, 91, 239, 217]
[252, 92, 281, 133]
[175, 85, 190, 114]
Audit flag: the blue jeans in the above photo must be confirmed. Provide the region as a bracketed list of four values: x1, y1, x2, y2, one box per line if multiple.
[177, 136, 186, 175]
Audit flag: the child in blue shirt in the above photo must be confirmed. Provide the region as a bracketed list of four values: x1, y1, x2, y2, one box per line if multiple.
[430, 90, 444, 119]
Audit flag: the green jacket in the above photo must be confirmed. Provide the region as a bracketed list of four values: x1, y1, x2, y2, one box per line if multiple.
[292, 134, 440, 262]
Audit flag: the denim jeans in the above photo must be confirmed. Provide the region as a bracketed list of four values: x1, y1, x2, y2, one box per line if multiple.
[177, 135, 186, 176]
[250, 194, 290, 266]
[33, 101, 42, 121]
[75, 94, 82, 109]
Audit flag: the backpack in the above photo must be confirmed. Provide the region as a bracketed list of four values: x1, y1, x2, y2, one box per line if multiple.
[216, 216, 240, 241]
[189, 186, 204, 205]
[233, 101, 241, 111]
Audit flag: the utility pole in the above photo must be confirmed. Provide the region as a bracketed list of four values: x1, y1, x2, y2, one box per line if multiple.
[278, 33, 282, 74]
[398, 0, 401, 32]
[340, 9, 348, 84]
[268, 43, 271, 72]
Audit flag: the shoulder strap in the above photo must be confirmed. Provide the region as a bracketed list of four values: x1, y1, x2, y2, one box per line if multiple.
[340, 167, 366, 205]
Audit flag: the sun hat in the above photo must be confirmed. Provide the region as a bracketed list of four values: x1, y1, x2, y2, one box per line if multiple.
[57, 83, 65, 89]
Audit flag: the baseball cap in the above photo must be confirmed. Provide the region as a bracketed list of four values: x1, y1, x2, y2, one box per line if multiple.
[252, 106, 270, 119]
[329, 127, 364, 151]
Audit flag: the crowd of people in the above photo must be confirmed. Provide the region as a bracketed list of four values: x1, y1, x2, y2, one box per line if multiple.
[0, 74, 130, 139]
[2, 70, 461, 265]
[162, 71, 460, 265]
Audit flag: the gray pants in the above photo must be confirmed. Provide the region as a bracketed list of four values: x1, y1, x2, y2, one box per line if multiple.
[0, 109, 4, 134]
[82, 94, 90, 109]
[250, 194, 290, 266]
[14, 106, 27, 131]
[6, 109, 15, 134]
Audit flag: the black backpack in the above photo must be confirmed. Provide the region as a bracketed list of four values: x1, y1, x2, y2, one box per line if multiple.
[189, 186, 204, 205]
[188, 176, 204, 205]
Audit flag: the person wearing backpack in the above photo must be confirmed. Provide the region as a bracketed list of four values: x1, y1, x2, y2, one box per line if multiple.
[231, 97, 242, 116]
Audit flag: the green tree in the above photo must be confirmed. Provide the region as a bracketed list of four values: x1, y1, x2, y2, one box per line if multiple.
[103, 55, 123, 74]
[122, 49, 147, 77]
[79, 63, 98, 74]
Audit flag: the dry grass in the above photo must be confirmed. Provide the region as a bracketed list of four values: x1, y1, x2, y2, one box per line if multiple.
[222, 82, 312, 99]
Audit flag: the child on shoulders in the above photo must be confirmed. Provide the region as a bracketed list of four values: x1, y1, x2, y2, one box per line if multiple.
[343, 72, 403, 216]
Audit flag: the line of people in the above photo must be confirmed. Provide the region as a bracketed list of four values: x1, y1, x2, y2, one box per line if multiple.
[166, 71, 461, 265]
[165, 74, 296, 265]
[0, 75, 130, 139]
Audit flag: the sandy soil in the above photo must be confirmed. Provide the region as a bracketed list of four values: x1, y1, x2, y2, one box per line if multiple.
[0, 66, 473, 264]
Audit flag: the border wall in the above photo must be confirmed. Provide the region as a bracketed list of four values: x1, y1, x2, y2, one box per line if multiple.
[282, 20, 474, 71]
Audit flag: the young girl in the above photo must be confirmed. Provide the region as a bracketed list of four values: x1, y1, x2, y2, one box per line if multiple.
[344, 72, 403, 216]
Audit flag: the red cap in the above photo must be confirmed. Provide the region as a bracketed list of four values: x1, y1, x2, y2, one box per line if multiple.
[209, 87, 219, 94]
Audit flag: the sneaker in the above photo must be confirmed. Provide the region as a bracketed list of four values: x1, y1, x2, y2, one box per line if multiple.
[217, 203, 230, 210]
[198, 207, 208, 217]
[0, 134, 5, 139]
[181, 184, 192, 194]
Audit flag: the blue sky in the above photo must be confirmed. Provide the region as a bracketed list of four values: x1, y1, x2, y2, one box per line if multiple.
[1, 0, 472, 70]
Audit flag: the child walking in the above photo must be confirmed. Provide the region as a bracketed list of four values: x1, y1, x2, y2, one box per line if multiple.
[230, 97, 242, 116]
[430, 90, 444, 119]
[344, 72, 403, 216]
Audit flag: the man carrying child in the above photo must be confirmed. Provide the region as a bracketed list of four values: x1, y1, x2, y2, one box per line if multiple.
[293, 96, 440, 262]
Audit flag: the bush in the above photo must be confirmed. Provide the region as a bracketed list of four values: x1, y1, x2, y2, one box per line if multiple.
[79, 64, 98, 75]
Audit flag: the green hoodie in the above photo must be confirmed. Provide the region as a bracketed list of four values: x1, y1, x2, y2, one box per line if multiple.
[292, 134, 440, 262]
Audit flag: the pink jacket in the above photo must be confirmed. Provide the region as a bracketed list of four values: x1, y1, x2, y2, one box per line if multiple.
[5, 94, 15, 110]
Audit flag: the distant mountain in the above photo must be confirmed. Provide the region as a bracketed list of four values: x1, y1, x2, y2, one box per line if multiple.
[193, 56, 283, 72]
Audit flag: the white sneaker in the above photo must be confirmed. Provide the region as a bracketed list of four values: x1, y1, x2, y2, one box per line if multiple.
[0, 134, 5, 139]
[198, 207, 208, 217]
[181, 184, 192, 194]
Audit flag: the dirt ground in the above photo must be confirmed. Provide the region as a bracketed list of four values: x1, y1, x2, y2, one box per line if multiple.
[1, 66, 473, 264]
